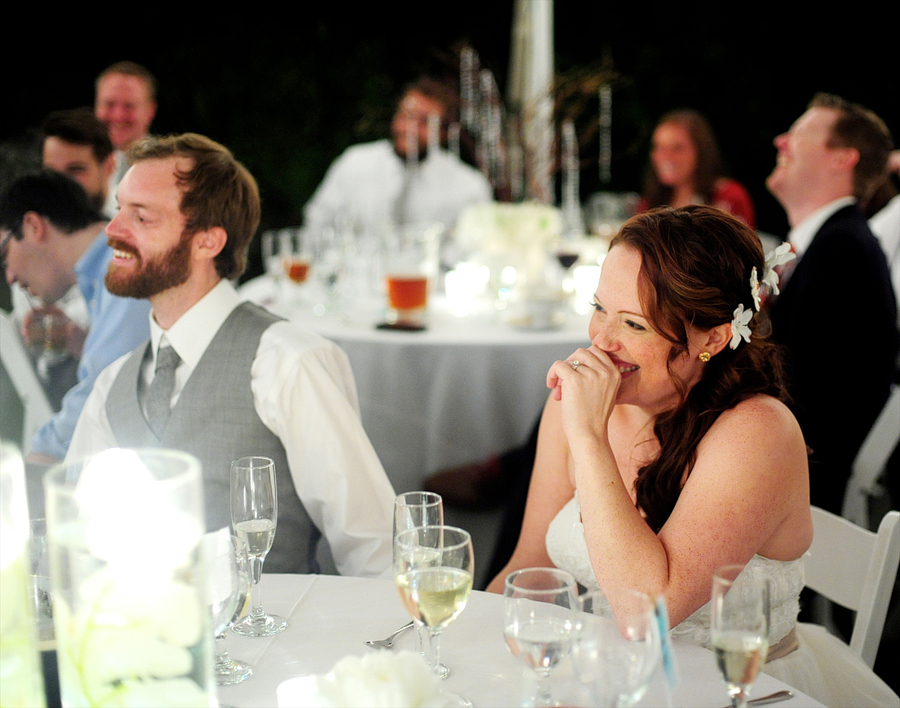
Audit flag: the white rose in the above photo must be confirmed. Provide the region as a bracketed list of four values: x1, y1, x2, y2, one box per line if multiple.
[313, 651, 452, 708]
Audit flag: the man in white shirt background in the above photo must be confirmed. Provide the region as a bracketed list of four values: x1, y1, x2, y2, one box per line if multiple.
[303, 75, 492, 238]
[67, 132, 396, 578]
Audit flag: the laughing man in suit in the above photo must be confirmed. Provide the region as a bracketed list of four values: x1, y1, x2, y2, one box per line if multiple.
[766, 93, 898, 515]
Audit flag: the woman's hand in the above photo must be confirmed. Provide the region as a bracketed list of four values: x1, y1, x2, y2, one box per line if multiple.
[546, 344, 621, 440]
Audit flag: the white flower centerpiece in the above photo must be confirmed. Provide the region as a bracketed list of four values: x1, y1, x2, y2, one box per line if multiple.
[452, 201, 564, 301]
[45, 448, 214, 708]
[277, 651, 454, 708]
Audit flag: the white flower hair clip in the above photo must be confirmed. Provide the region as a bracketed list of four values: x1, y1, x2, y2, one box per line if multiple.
[750, 267, 761, 311]
[730, 304, 753, 350]
[762, 242, 796, 297]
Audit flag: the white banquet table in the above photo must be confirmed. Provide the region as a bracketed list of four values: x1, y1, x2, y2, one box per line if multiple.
[239, 275, 592, 493]
[217, 574, 822, 708]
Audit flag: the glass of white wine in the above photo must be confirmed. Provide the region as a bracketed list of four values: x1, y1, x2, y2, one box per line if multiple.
[394, 525, 473, 691]
[393, 493, 444, 660]
[203, 529, 253, 685]
[571, 586, 661, 707]
[711, 564, 771, 708]
[230, 456, 287, 637]
[503, 567, 579, 708]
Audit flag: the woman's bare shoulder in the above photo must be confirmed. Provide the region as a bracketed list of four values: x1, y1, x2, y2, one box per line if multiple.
[698, 394, 807, 478]
[715, 394, 800, 436]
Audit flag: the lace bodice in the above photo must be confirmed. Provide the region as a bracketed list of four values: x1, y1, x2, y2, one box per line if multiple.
[545, 493, 804, 647]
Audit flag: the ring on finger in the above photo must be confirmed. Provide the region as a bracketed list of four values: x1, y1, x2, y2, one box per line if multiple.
[569, 360, 581, 371]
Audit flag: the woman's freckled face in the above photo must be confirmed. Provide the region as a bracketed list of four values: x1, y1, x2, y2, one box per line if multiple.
[589, 246, 703, 412]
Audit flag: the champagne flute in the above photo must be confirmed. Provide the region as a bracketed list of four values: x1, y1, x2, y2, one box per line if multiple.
[203, 530, 253, 684]
[571, 587, 661, 707]
[230, 456, 287, 636]
[503, 567, 579, 708]
[711, 564, 771, 708]
[393, 492, 444, 660]
[394, 525, 473, 688]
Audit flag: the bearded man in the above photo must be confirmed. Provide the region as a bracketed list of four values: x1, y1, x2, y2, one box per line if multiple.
[67, 133, 395, 578]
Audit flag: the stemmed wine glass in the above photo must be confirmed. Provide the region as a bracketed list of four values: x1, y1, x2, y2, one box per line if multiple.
[394, 525, 473, 693]
[393, 492, 444, 661]
[571, 587, 662, 707]
[202, 529, 253, 684]
[503, 567, 579, 708]
[230, 456, 287, 637]
[261, 230, 290, 304]
[711, 564, 771, 708]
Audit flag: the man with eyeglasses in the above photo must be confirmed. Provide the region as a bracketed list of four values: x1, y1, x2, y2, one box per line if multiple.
[1, 170, 150, 466]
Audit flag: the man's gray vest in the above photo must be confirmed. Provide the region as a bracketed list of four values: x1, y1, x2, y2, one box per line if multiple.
[106, 302, 319, 573]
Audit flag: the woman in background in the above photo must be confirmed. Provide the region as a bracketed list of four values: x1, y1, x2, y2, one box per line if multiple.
[639, 109, 756, 227]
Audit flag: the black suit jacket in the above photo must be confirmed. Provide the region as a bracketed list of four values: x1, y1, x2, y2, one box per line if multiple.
[769, 204, 899, 514]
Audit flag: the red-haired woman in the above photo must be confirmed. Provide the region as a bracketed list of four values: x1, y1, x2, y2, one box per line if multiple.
[487, 206, 897, 706]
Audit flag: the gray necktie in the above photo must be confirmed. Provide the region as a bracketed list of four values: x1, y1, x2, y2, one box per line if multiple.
[145, 345, 181, 438]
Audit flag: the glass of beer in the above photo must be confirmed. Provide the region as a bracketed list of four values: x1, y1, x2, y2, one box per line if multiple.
[283, 229, 313, 287]
[383, 223, 441, 328]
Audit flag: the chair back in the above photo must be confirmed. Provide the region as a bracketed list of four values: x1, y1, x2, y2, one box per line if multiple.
[806, 506, 900, 667]
[843, 385, 900, 528]
[0, 310, 53, 453]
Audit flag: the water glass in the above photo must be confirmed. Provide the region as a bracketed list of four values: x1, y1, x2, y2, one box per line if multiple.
[203, 529, 252, 685]
[1, 442, 47, 707]
[571, 587, 661, 707]
[44, 448, 214, 708]
[503, 567, 579, 707]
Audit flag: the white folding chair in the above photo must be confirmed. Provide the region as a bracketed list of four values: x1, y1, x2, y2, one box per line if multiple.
[0, 310, 53, 454]
[843, 385, 900, 530]
[805, 505, 900, 668]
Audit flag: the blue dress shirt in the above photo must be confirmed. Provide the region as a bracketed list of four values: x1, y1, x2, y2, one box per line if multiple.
[30, 231, 151, 459]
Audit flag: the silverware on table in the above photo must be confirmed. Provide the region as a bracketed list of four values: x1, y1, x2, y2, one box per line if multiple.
[720, 689, 793, 708]
[364, 620, 415, 650]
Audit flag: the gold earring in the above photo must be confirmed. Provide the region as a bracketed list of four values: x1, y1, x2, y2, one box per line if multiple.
[699, 352, 711, 362]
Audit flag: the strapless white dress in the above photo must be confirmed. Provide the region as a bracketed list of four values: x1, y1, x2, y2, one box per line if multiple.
[546, 494, 900, 707]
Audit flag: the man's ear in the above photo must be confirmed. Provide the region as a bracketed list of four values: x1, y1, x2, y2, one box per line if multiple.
[191, 226, 227, 261]
[21, 211, 48, 242]
[830, 146, 860, 175]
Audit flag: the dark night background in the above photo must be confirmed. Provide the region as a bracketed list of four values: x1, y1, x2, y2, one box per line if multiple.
[3, 3, 898, 257]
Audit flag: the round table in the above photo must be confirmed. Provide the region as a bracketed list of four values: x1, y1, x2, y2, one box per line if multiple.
[239, 276, 593, 493]
[216, 574, 822, 708]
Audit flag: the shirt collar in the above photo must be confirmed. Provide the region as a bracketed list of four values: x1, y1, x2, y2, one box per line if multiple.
[149, 279, 240, 369]
[788, 196, 856, 257]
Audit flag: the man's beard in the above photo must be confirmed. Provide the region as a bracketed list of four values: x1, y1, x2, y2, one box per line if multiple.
[105, 232, 193, 299]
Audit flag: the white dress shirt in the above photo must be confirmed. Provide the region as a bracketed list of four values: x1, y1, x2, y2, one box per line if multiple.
[68, 279, 396, 578]
[869, 194, 900, 324]
[303, 139, 493, 236]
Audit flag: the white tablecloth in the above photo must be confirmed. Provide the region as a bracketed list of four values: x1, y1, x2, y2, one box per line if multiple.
[239, 276, 592, 492]
[217, 574, 822, 708]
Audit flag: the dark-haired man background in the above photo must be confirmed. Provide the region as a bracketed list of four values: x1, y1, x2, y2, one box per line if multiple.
[0, 171, 150, 465]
